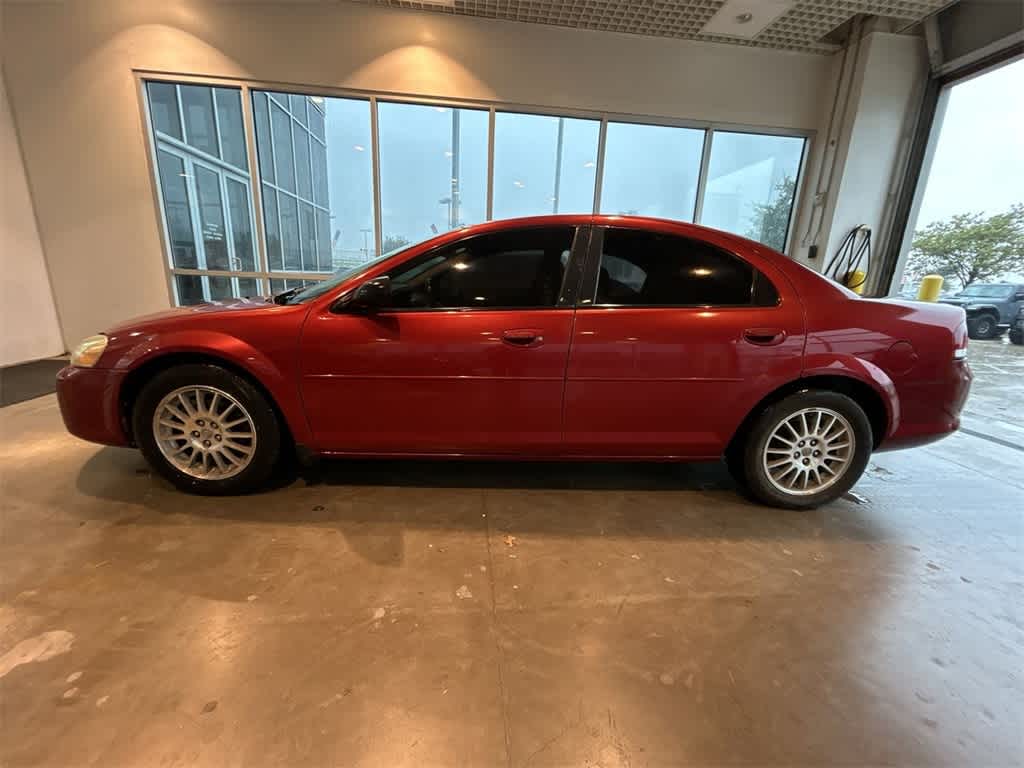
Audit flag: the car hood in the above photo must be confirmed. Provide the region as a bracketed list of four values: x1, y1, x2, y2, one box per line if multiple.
[104, 296, 276, 334]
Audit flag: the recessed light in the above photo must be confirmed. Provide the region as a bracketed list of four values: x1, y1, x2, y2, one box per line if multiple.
[736, 12, 753, 23]
[352, 144, 365, 152]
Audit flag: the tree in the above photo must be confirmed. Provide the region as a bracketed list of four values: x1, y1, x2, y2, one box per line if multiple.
[746, 176, 795, 251]
[381, 235, 410, 253]
[906, 204, 1024, 289]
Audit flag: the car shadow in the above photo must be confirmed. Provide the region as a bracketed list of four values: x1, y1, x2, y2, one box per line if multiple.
[75, 446, 886, 547]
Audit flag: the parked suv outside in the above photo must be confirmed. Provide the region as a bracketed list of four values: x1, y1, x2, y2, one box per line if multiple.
[940, 283, 1024, 340]
[1010, 305, 1024, 345]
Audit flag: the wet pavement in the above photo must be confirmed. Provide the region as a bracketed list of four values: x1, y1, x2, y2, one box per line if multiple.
[961, 336, 1024, 449]
[2, 391, 1022, 767]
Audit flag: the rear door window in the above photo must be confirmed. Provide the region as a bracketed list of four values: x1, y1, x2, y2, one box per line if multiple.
[592, 228, 777, 307]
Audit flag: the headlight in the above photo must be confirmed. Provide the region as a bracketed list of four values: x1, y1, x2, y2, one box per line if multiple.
[70, 334, 109, 368]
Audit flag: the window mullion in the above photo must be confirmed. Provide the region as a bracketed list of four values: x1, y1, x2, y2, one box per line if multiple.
[692, 128, 714, 224]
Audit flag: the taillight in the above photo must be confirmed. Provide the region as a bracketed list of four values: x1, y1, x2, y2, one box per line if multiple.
[954, 347, 968, 361]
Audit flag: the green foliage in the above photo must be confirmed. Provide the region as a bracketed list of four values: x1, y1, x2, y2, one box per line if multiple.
[907, 204, 1024, 289]
[746, 176, 796, 251]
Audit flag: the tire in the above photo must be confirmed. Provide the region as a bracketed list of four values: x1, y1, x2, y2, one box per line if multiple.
[734, 390, 873, 510]
[132, 363, 282, 495]
[967, 314, 1000, 340]
[1010, 329, 1024, 346]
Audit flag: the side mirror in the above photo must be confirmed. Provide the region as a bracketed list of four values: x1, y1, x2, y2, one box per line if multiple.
[349, 276, 392, 311]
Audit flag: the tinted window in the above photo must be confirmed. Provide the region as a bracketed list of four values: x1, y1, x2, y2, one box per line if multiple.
[386, 227, 575, 309]
[594, 229, 774, 307]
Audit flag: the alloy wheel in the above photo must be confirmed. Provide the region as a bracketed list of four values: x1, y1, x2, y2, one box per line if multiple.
[762, 407, 855, 496]
[152, 385, 257, 480]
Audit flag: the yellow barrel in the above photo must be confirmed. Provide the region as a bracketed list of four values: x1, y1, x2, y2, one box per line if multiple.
[845, 269, 867, 295]
[917, 274, 943, 302]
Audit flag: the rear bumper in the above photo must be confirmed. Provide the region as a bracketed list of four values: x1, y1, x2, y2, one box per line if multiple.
[56, 365, 130, 446]
[878, 360, 972, 451]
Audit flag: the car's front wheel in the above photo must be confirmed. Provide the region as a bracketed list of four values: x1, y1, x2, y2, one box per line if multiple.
[1010, 328, 1024, 345]
[133, 364, 281, 495]
[736, 391, 872, 509]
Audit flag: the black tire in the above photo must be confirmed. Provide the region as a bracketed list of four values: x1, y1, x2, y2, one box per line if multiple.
[733, 390, 873, 510]
[132, 364, 282, 495]
[1010, 329, 1024, 346]
[967, 314, 1000, 340]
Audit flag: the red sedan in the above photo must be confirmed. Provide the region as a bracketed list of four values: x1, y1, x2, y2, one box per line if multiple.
[57, 215, 972, 508]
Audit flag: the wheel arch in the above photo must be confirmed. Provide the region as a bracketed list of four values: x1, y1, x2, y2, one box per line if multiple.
[727, 374, 891, 460]
[118, 351, 299, 450]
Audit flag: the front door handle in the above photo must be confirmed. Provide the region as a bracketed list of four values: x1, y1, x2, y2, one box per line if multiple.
[502, 328, 544, 348]
[742, 327, 787, 346]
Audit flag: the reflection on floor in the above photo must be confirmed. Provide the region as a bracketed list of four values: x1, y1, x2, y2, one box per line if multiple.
[1, 395, 1021, 767]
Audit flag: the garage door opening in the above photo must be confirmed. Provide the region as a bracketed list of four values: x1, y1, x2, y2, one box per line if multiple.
[896, 56, 1024, 446]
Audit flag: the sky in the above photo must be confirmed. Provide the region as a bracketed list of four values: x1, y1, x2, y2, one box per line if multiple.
[916, 57, 1024, 228]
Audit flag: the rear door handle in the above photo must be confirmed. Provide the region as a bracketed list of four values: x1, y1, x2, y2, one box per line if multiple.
[742, 327, 787, 346]
[502, 328, 544, 348]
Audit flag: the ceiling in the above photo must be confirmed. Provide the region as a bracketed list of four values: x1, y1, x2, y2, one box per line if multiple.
[351, 0, 952, 53]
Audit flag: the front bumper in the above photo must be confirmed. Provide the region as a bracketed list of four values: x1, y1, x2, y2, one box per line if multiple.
[56, 366, 130, 446]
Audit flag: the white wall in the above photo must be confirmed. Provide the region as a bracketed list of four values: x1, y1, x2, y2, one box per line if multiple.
[0, 0, 834, 346]
[0, 73, 64, 366]
[807, 30, 928, 285]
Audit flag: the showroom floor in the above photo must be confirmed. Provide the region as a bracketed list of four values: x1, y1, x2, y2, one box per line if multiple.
[2, 351, 1022, 767]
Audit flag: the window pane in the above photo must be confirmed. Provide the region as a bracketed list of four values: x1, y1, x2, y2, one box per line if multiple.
[378, 103, 488, 247]
[595, 229, 755, 306]
[271, 101, 295, 192]
[175, 274, 205, 306]
[156, 151, 198, 269]
[290, 94, 308, 126]
[311, 139, 328, 207]
[180, 85, 219, 157]
[255, 89, 367, 273]
[147, 82, 181, 140]
[194, 166, 229, 271]
[209, 275, 233, 301]
[294, 130, 313, 200]
[702, 132, 804, 251]
[227, 179, 256, 271]
[324, 97, 375, 266]
[387, 227, 574, 309]
[279, 193, 301, 270]
[600, 123, 705, 220]
[214, 88, 248, 171]
[252, 92, 275, 184]
[238, 278, 260, 297]
[316, 209, 332, 269]
[308, 100, 326, 142]
[262, 185, 282, 270]
[270, 278, 318, 293]
[493, 113, 600, 218]
[299, 201, 319, 271]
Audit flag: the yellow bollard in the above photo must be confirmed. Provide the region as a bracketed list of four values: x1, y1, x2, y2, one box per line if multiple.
[845, 269, 867, 295]
[917, 274, 944, 302]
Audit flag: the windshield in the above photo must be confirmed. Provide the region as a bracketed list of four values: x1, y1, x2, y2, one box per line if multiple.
[959, 284, 1013, 299]
[277, 235, 435, 304]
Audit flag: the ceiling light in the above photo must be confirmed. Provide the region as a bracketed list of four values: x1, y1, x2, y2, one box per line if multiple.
[444, 150, 453, 157]
[353, 144, 365, 152]
[583, 161, 596, 168]
[700, 0, 795, 39]
[513, 180, 525, 188]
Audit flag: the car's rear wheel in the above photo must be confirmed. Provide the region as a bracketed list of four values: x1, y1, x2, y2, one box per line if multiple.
[133, 364, 281, 495]
[736, 391, 872, 509]
[967, 313, 1000, 340]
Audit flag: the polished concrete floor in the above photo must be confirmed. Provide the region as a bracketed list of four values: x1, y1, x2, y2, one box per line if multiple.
[2, 382, 1022, 766]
